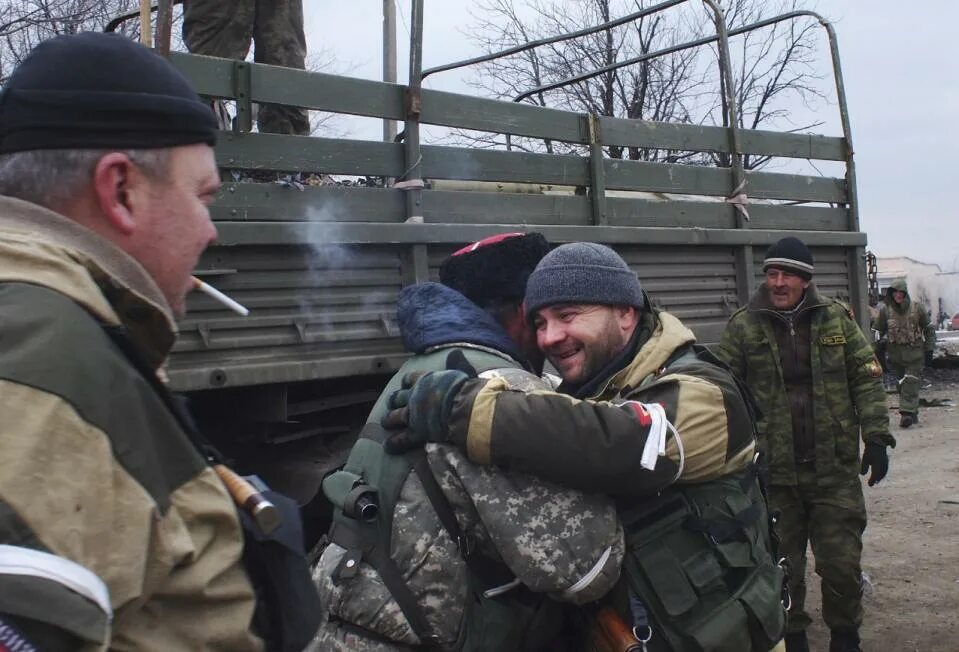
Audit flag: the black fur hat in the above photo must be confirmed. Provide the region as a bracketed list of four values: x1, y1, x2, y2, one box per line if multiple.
[440, 232, 550, 308]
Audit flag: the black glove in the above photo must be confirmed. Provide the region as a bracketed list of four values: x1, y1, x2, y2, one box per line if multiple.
[382, 369, 471, 454]
[860, 443, 889, 486]
[925, 350, 934, 367]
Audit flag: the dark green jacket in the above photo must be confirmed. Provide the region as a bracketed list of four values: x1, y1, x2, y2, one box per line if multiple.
[716, 283, 894, 486]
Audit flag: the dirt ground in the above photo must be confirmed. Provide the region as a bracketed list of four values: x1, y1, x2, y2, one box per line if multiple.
[803, 367, 959, 651]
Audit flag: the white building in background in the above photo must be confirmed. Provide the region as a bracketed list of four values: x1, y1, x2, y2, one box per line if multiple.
[876, 257, 959, 323]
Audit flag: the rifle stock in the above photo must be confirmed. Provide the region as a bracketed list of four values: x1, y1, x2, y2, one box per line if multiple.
[591, 606, 642, 652]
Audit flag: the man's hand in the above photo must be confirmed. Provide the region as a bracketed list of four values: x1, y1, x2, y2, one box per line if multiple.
[860, 443, 889, 486]
[382, 370, 471, 454]
[925, 350, 935, 367]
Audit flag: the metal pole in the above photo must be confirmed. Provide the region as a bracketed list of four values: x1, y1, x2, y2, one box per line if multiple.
[700, 0, 754, 307]
[383, 0, 398, 142]
[139, 0, 152, 47]
[423, 0, 687, 80]
[401, 0, 428, 285]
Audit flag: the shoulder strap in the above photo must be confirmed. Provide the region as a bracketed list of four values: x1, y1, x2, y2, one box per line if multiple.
[667, 343, 765, 426]
[100, 324, 224, 464]
[330, 424, 516, 648]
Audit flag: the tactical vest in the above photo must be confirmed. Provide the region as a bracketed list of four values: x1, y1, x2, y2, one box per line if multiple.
[615, 346, 786, 651]
[885, 303, 923, 346]
[324, 347, 563, 652]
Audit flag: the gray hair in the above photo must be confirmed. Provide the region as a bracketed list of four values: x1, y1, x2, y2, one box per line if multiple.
[0, 148, 171, 209]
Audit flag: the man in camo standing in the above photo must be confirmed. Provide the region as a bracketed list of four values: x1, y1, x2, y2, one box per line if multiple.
[874, 278, 936, 428]
[716, 237, 895, 652]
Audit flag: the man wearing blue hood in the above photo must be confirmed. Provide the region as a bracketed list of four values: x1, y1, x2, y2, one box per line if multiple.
[309, 233, 623, 651]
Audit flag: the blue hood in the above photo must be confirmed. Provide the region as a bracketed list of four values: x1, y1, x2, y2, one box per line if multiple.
[397, 282, 525, 363]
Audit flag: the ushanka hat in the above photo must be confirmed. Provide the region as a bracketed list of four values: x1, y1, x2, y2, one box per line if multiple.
[0, 32, 217, 154]
[763, 236, 815, 280]
[440, 232, 551, 307]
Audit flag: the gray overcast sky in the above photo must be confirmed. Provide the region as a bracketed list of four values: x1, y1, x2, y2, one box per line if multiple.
[303, 2, 959, 270]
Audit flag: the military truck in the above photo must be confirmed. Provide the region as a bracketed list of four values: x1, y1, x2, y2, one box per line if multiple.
[134, 1, 866, 519]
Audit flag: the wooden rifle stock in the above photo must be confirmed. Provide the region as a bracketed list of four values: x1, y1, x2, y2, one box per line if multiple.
[591, 606, 642, 652]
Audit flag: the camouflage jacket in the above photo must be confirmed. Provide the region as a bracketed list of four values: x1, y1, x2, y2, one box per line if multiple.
[875, 279, 935, 351]
[0, 197, 261, 650]
[716, 283, 895, 486]
[311, 284, 623, 652]
[442, 311, 757, 497]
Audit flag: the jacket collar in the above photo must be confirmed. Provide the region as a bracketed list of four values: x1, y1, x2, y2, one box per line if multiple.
[396, 282, 528, 368]
[0, 196, 176, 369]
[748, 281, 828, 318]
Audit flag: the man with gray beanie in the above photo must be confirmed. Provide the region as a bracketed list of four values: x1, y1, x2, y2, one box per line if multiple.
[312, 233, 622, 652]
[383, 242, 786, 651]
[716, 236, 893, 652]
[0, 32, 321, 650]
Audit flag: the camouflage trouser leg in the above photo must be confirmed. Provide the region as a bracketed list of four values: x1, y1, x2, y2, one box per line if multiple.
[253, 0, 310, 135]
[769, 467, 866, 634]
[888, 345, 924, 415]
[182, 0, 256, 60]
[182, 0, 309, 136]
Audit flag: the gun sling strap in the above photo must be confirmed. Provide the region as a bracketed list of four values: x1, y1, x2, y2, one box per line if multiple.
[330, 422, 514, 651]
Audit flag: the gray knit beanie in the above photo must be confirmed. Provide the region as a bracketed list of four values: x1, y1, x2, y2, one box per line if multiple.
[525, 243, 645, 319]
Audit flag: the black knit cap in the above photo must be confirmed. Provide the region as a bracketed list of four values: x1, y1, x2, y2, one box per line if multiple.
[525, 242, 644, 320]
[440, 232, 551, 307]
[0, 32, 217, 154]
[763, 236, 815, 280]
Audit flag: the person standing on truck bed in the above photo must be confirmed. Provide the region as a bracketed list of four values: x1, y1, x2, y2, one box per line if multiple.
[183, 0, 310, 136]
[715, 237, 895, 652]
[311, 232, 624, 651]
[0, 32, 319, 650]
[383, 242, 786, 651]
[873, 278, 936, 428]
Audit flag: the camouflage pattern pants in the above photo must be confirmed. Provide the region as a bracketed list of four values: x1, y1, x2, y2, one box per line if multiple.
[888, 343, 924, 415]
[769, 465, 866, 635]
[182, 0, 310, 135]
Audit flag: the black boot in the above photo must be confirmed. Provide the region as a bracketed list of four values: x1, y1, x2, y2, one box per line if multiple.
[829, 629, 862, 652]
[784, 630, 809, 652]
[899, 412, 915, 428]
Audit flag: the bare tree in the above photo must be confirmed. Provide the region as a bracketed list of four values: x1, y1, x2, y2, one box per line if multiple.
[707, 0, 827, 169]
[456, 0, 826, 169]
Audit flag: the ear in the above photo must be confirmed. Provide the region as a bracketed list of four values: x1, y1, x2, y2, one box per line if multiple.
[92, 152, 140, 236]
[614, 305, 639, 331]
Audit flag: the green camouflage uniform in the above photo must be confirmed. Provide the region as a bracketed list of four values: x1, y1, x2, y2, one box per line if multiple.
[716, 283, 894, 636]
[874, 279, 936, 417]
[182, 0, 310, 135]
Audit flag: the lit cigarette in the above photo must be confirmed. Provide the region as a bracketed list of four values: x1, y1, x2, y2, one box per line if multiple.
[192, 277, 250, 316]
